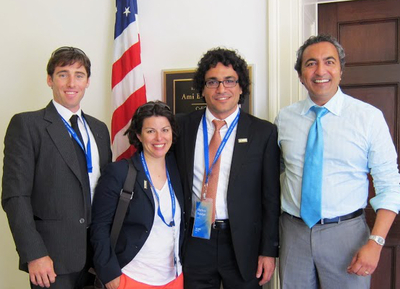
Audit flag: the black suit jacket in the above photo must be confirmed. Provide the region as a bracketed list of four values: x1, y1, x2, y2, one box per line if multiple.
[175, 109, 280, 281]
[1, 101, 111, 274]
[90, 152, 185, 284]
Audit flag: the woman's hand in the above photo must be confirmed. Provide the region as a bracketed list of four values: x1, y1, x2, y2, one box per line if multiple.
[105, 276, 121, 289]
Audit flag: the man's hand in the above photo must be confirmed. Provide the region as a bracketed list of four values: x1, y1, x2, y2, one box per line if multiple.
[347, 209, 396, 277]
[105, 276, 121, 289]
[256, 255, 276, 286]
[347, 241, 382, 277]
[28, 256, 57, 288]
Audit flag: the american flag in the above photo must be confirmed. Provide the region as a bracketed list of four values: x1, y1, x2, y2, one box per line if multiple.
[111, 0, 147, 161]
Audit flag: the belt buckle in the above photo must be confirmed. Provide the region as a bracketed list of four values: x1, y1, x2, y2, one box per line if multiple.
[320, 216, 341, 225]
[213, 220, 223, 229]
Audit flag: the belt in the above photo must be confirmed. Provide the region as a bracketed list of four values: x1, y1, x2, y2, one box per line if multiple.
[212, 219, 230, 230]
[189, 218, 230, 230]
[289, 209, 364, 225]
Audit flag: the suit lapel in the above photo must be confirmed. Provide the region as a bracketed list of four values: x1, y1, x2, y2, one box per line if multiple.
[184, 110, 250, 194]
[132, 154, 156, 207]
[44, 102, 83, 184]
[84, 113, 110, 168]
[166, 154, 184, 209]
[229, 111, 251, 185]
[185, 111, 203, 191]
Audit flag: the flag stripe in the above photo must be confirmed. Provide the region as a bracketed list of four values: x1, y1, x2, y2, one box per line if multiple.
[111, 0, 146, 161]
[111, 121, 132, 160]
[118, 147, 136, 160]
[112, 64, 145, 110]
[111, 85, 146, 142]
[113, 21, 139, 62]
[112, 42, 142, 89]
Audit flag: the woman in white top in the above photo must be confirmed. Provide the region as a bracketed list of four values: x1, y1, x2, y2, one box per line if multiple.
[91, 101, 184, 289]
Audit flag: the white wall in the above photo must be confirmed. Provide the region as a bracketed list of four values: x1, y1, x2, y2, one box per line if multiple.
[0, 0, 268, 287]
[139, 0, 269, 118]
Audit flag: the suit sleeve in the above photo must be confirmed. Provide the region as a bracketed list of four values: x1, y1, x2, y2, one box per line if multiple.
[260, 123, 281, 257]
[1, 114, 49, 266]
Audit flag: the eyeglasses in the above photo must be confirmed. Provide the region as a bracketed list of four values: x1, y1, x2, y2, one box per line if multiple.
[51, 46, 87, 57]
[205, 79, 239, 89]
[136, 101, 171, 113]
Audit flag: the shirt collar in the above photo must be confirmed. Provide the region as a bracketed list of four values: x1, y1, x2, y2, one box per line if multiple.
[52, 100, 83, 124]
[205, 105, 239, 129]
[301, 87, 344, 116]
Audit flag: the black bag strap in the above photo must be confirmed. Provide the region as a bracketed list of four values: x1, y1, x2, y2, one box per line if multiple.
[110, 158, 137, 249]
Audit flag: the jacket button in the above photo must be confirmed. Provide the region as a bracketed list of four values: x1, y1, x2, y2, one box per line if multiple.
[79, 218, 85, 224]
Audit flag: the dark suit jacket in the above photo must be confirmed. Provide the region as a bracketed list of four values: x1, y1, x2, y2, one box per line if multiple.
[90, 152, 185, 284]
[175, 109, 280, 281]
[1, 101, 111, 274]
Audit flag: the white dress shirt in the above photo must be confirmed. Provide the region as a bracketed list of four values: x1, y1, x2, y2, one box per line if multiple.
[275, 88, 400, 218]
[192, 106, 239, 219]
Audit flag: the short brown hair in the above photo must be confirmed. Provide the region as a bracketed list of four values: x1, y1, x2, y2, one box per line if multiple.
[47, 46, 91, 77]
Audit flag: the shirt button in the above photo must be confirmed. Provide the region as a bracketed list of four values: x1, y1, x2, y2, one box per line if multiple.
[79, 218, 85, 224]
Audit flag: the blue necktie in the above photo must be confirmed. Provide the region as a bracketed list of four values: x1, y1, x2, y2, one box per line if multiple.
[301, 106, 328, 228]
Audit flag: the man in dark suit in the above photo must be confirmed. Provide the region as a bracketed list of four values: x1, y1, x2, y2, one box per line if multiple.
[2, 46, 112, 289]
[175, 48, 280, 288]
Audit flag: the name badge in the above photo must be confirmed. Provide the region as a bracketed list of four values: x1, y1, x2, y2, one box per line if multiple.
[192, 199, 213, 239]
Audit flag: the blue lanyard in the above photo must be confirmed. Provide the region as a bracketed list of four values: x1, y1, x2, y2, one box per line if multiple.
[60, 115, 93, 173]
[140, 152, 176, 227]
[202, 110, 240, 187]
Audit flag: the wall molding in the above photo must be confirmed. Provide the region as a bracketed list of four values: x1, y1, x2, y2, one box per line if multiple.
[267, 0, 354, 123]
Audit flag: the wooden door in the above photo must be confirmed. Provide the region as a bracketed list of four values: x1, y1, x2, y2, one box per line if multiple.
[318, 0, 400, 288]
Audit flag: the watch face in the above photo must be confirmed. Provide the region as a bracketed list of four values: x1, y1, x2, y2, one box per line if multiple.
[370, 235, 385, 245]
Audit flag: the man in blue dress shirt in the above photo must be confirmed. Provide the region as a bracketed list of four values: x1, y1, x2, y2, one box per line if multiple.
[275, 34, 400, 288]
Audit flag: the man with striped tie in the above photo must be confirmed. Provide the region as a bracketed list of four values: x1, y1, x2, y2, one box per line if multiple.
[2, 47, 111, 288]
[175, 48, 280, 288]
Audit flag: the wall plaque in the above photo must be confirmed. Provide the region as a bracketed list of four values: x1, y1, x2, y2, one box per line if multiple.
[163, 66, 253, 115]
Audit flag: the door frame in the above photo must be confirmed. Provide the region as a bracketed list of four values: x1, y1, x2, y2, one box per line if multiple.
[267, 0, 355, 122]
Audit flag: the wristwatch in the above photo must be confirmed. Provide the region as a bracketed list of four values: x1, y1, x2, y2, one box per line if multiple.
[369, 235, 385, 246]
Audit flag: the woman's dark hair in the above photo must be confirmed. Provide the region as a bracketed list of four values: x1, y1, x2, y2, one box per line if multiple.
[294, 34, 346, 75]
[47, 46, 91, 77]
[124, 101, 178, 151]
[193, 47, 250, 104]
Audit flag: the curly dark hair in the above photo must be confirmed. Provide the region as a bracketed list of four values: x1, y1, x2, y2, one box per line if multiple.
[47, 46, 91, 78]
[294, 34, 346, 75]
[124, 101, 178, 152]
[193, 47, 250, 104]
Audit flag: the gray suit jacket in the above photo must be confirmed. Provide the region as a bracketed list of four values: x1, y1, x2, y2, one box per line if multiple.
[1, 101, 111, 274]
